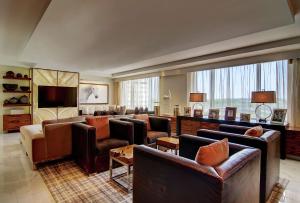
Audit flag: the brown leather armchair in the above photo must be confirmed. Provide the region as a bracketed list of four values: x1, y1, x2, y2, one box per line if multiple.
[72, 119, 134, 174]
[121, 116, 171, 146]
[133, 135, 261, 203]
[197, 124, 280, 203]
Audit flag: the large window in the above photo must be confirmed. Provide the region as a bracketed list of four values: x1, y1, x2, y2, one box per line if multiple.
[120, 77, 159, 110]
[191, 60, 288, 117]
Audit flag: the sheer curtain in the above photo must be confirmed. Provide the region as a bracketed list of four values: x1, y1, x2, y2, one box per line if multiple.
[120, 77, 159, 110]
[191, 60, 288, 117]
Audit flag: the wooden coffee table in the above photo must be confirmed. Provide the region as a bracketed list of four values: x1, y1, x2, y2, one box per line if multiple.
[109, 144, 135, 192]
[156, 137, 179, 155]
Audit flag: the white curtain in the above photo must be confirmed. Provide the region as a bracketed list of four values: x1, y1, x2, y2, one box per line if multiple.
[287, 58, 300, 127]
[120, 77, 159, 110]
[191, 60, 288, 117]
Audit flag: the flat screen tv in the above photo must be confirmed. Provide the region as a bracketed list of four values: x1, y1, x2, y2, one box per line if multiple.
[38, 86, 77, 108]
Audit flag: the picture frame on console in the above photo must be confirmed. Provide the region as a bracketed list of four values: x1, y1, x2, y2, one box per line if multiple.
[271, 109, 287, 124]
[184, 107, 191, 116]
[208, 109, 220, 119]
[240, 113, 251, 122]
[79, 83, 109, 104]
[193, 109, 203, 118]
[224, 107, 237, 121]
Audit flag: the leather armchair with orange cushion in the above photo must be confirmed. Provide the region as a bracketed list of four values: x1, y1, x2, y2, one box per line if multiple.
[133, 135, 261, 203]
[121, 115, 171, 146]
[197, 124, 280, 203]
[72, 116, 134, 174]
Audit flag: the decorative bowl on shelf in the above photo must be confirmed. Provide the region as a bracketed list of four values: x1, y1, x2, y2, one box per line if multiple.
[16, 73, 22, 78]
[19, 95, 29, 104]
[24, 75, 28, 79]
[9, 97, 18, 104]
[5, 71, 14, 78]
[20, 86, 30, 91]
[3, 84, 18, 91]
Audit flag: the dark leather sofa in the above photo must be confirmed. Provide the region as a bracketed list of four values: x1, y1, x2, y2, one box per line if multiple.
[72, 119, 134, 174]
[121, 116, 171, 146]
[133, 134, 261, 203]
[197, 124, 280, 203]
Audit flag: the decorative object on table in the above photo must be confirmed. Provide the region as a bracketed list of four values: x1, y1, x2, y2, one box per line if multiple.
[173, 105, 180, 117]
[184, 107, 191, 116]
[9, 97, 18, 104]
[20, 86, 30, 91]
[271, 109, 287, 124]
[251, 90, 276, 123]
[23, 74, 28, 79]
[5, 71, 14, 78]
[4, 99, 9, 104]
[154, 102, 160, 116]
[189, 92, 207, 112]
[19, 95, 29, 104]
[79, 83, 108, 104]
[240, 113, 251, 122]
[208, 108, 220, 119]
[2, 84, 18, 91]
[194, 109, 203, 118]
[16, 73, 22, 78]
[224, 107, 237, 121]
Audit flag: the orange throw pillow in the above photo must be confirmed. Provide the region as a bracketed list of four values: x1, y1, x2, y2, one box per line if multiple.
[86, 116, 110, 140]
[134, 114, 151, 131]
[244, 125, 263, 137]
[195, 138, 229, 166]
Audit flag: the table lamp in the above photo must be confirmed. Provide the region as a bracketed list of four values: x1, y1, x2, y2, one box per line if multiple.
[251, 91, 276, 122]
[189, 92, 207, 111]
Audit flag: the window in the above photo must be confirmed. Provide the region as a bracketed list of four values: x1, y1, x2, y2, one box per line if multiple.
[120, 77, 159, 110]
[191, 60, 288, 117]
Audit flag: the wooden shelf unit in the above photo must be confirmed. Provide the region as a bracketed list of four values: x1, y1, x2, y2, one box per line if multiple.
[3, 90, 31, 93]
[3, 76, 31, 80]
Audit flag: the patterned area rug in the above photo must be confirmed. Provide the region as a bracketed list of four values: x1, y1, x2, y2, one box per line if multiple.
[39, 160, 288, 203]
[39, 161, 132, 203]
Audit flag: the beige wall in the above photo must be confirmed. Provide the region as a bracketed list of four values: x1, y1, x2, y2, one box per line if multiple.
[159, 74, 188, 115]
[0, 66, 31, 133]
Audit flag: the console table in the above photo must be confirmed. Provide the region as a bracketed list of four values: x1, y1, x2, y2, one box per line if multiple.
[176, 116, 288, 159]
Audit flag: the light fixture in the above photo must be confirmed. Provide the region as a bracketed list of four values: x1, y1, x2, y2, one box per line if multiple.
[189, 92, 207, 111]
[251, 91, 276, 122]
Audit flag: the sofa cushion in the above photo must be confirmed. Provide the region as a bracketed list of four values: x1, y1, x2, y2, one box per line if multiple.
[95, 138, 129, 155]
[244, 125, 263, 137]
[86, 116, 110, 140]
[147, 131, 168, 144]
[195, 138, 229, 166]
[134, 114, 151, 131]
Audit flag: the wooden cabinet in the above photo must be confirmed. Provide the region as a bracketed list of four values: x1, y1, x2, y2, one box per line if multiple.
[3, 114, 31, 132]
[286, 128, 300, 158]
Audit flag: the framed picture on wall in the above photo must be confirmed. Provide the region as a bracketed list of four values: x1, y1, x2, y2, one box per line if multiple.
[208, 109, 220, 119]
[224, 107, 237, 121]
[271, 109, 287, 124]
[79, 83, 109, 104]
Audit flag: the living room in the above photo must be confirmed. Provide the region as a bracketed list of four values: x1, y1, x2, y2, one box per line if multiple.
[1, 0, 300, 203]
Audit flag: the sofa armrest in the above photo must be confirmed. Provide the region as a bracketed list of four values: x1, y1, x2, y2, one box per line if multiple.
[121, 118, 147, 144]
[219, 124, 271, 134]
[44, 122, 74, 158]
[109, 120, 134, 144]
[133, 145, 222, 203]
[149, 116, 171, 135]
[72, 122, 97, 174]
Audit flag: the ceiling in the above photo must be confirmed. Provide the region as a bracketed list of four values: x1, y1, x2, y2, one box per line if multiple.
[0, 0, 299, 77]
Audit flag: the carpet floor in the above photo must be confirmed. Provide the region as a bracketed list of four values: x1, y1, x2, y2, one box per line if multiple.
[39, 160, 288, 203]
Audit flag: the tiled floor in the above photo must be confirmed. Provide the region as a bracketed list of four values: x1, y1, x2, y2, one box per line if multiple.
[0, 132, 299, 203]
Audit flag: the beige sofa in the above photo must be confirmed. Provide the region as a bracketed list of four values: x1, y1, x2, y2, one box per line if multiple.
[20, 116, 85, 169]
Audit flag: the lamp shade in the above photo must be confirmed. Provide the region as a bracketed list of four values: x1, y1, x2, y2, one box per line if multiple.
[251, 91, 276, 103]
[189, 93, 207, 102]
